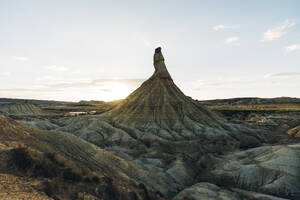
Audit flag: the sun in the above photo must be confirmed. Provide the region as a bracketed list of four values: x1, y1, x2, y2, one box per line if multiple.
[55, 81, 135, 102]
[102, 82, 133, 101]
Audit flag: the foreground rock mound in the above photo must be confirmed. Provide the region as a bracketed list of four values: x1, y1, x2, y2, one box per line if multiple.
[174, 182, 287, 200]
[0, 115, 162, 200]
[198, 144, 300, 199]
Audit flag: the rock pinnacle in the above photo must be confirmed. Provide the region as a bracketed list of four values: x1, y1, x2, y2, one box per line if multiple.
[153, 47, 172, 80]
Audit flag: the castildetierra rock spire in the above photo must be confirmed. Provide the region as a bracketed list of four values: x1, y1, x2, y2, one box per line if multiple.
[102, 47, 223, 136]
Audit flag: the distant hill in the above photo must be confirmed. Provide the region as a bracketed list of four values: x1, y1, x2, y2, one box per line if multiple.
[0, 98, 71, 106]
[199, 97, 300, 106]
[0, 102, 46, 116]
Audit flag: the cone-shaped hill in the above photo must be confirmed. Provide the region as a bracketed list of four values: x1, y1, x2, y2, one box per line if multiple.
[102, 47, 234, 139]
[29, 47, 270, 149]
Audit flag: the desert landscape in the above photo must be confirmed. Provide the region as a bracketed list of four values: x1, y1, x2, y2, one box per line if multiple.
[1, 1, 300, 200]
[0, 47, 300, 199]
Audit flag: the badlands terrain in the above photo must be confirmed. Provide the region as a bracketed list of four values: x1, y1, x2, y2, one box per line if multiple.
[1, 48, 300, 200]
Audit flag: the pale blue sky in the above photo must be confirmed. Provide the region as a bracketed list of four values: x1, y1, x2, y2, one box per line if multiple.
[0, 0, 299, 101]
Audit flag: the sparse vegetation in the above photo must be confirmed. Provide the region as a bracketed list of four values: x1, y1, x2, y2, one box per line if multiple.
[11, 147, 34, 171]
[209, 104, 300, 111]
[10, 146, 100, 182]
[9, 145, 127, 199]
[199, 97, 300, 111]
[8, 144, 158, 200]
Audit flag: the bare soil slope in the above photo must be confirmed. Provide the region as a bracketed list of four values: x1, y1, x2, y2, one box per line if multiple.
[0, 115, 162, 200]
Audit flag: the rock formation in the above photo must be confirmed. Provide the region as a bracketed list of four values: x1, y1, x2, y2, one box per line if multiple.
[197, 144, 300, 199]
[102, 47, 230, 141]
[174, 182, 288, 200]
[152, 47, 172, 79]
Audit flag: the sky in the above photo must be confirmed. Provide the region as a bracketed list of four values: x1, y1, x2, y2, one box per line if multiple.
[0, 0, 299, 102]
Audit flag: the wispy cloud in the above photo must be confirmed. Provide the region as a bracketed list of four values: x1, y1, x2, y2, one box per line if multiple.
[225, 37, 240, 45]
[285, 44, 300, 52]
[213, 25, 236, 31]
[136, 32, 164, 48]
[263, 20, 296, 41]
[0, 87, 52, 92]
[138, 35, 153, 47]
[144, 40, 151, 47]
[0, 79, 145, 94]
[193, 77, 246, 89]
[36, 76, 62, 82]
[12, 56, 30, 62]
[141, 38, 162, 48]
[48, 79, 145, 89]
[71, 69, 82, 75]
[45, 65, 68, 72]
[264, 72, 300, 78]
[0, 72, 11, 76]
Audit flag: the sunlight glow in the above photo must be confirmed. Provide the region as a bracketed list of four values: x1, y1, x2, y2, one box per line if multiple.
[102, 82, 133, 101]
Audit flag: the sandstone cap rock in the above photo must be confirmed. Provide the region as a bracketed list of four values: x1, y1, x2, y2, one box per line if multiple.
[152, 47, 172, 80]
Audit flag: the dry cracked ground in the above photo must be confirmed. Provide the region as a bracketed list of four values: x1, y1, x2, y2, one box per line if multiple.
[1, 48, 300, 200]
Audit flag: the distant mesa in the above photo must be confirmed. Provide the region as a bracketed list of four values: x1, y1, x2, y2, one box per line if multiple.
[0, 102, 44, 116]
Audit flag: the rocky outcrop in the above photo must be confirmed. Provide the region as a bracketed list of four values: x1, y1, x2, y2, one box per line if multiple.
[101, 47, 258, 143]
[174, 182, 288, 200]
[198, 144, 300, 199]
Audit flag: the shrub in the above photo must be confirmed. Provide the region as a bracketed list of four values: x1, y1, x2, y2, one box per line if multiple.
[62, 168, 82, 182]
[34, 163, 57, 178]
[91, 175, 100, 183]
[11, 147, 34, 171]
[11, 147, 59, 178]
[42, 180, 57, 197]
